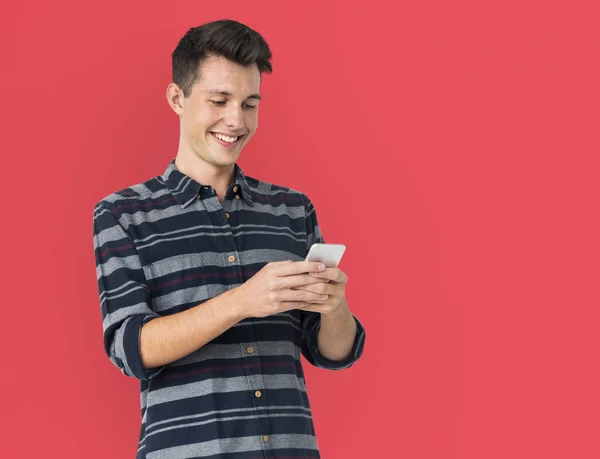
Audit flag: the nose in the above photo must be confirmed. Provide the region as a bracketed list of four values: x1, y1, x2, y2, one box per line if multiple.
[224, 105, 244, 130]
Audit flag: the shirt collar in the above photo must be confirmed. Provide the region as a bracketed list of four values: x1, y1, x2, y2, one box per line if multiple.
[162, 159, 254, 208]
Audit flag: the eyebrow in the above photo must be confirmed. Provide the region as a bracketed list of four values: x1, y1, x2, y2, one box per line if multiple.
[206, 89, 261, 100]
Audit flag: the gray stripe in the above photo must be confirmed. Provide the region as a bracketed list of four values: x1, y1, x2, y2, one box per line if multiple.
[234, 223, 305, 237]
[250, 200, 305, 218]
[234, 319, 301, 333]
[93, 205, 113, 219]
[141, 388, 148, 409]
[146, 412, 313, 442]
[249, 184, 302, 197]
[102, 279, 144, 296]
[120, 205, 191, 227]
[148, 374, 306, 407]
[276, 312, 301, 324]
[137, 231, 227, 250]
[103, 302, 154, 330]
[100, 282, 147, 304]
[134, 224, 220, 244]
[146, 405, 311, 432]
[117, 197, 305, 229]
[126, 186, 170, 200]
[146, 434, 317, 459]
[138, 228, 304, 252]
[233, 230, 305, 242]
[135, 223, 304, 245]
[174, 175, 189, 193]
[95, 223, 131, 245]
[96, 254, 142, 279]
[128, 183, 152, 196]
[151, 285, 214, 312]
[172, 340, 301, 367]
[143, 253, 204, 280]
[142, 249, 302, 280]
[256, 181, 270, 193]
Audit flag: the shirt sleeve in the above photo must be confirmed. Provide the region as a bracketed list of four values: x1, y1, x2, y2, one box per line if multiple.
[93, 201, 166, 381]
[299, 194, 366, 370]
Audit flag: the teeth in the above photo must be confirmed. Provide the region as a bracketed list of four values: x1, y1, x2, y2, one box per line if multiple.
[213, 133, 238, 143]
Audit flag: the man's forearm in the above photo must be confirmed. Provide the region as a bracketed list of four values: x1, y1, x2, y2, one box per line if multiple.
[317, 298, 357, 361]
[140, 289, 246, 369]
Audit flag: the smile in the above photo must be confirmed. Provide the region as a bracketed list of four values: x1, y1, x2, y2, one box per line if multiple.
[211, 132, 242, 144]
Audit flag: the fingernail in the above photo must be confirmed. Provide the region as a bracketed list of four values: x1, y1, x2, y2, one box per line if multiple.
[318, 264, 325, 270]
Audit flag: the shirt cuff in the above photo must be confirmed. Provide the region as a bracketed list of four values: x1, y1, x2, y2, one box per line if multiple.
[305, 314, 366, 370]
[122, 314, 166, 380]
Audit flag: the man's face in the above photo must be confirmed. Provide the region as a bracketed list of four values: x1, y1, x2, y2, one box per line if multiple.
[179, 55, 261, 168]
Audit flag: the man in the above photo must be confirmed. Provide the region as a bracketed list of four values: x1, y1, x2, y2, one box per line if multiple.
[93, 19, 365, 459]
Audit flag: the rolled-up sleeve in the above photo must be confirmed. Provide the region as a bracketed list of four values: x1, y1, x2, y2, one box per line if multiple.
[93, 202, 165, 381]
[301, 312, 366, 369]
[300, 194, 366, 370]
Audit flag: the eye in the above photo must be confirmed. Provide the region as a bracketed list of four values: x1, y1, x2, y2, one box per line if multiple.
[211, 100, 226, 106]
[243, 103, 258, 110]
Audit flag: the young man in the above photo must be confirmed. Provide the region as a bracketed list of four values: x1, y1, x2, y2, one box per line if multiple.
[93, 19, 365, 459]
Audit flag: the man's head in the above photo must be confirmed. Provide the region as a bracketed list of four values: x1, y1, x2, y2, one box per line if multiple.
[167, 20, 272, 169]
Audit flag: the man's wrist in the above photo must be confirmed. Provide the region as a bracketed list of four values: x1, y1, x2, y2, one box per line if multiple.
[225, 286, 250, 322]
[321, 297, 353, 323]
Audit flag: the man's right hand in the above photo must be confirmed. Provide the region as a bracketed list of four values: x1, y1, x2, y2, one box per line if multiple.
[232, 260, 330, 319]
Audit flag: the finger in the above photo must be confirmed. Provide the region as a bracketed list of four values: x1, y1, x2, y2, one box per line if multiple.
[278, 274, 327, 289]
[273, 261, 326, 277]
[267, 260, 295, 267]
[292, 283, 333, 296]
[276, 288, 330, 303]
[299, 303, 336, 314]
[278, 301, 312, 312]
[309, 267, 346, 283]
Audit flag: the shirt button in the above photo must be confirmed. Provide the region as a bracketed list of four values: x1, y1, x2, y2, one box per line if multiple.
[246, 346, 254, 354]
[255, 390, 262, 398]
[225, 212, 230, 219]
[196, 194, 201, 199]
[233, 185, 238, 193]
[263, 435, 269, 442]
[235, 195, 241, 200]
[228, 255, 235, 263]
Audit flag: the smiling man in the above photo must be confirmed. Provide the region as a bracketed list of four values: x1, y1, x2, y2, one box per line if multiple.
[92, 20, 365, 459]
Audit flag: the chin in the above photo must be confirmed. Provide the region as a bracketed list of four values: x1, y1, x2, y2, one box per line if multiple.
[210, 152, 241, 167]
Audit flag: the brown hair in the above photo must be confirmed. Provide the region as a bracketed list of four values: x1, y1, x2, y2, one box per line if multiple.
[172, 19, 273, 97]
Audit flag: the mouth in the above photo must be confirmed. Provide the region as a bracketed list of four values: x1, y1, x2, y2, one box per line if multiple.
[210, 132, 245, 148]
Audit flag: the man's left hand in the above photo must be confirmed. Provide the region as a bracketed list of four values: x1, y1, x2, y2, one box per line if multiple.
[293, 267, 348, 315]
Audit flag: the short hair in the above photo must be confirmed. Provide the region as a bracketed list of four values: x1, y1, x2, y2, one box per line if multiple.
[172, 19, 273, 97]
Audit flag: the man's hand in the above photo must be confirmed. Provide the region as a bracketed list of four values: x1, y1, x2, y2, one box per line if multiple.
[293, 267, 348, 315]
[232, 260, 331, 319]
[296, 266, 357, 362]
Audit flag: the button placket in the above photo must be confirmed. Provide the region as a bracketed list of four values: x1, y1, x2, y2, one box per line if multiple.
[245, 369, 268, 445]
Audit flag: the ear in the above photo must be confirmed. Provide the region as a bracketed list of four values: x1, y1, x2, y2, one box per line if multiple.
[166, 83, 185, 116]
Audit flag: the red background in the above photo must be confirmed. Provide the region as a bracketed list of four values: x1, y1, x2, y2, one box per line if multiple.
[2, 0, 599, 457]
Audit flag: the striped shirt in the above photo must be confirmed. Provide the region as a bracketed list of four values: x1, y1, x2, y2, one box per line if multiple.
[92, 159, 366, 459]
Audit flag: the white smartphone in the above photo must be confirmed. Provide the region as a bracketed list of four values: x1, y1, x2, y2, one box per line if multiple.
[305, 243, 347, 268]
